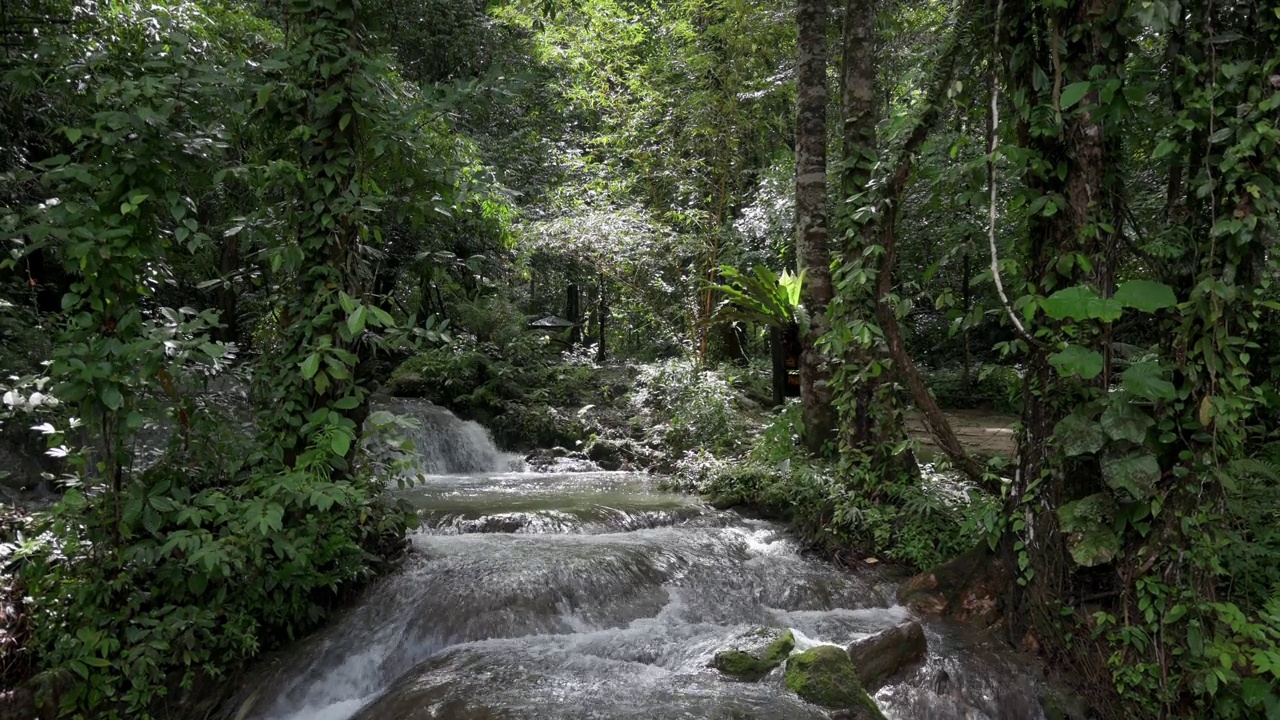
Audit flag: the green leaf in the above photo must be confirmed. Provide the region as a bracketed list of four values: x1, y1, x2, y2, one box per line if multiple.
[333, 396, 360, 410]
[338, 291, 358, 314]
[1152, 139, 1178, 159]
[1102, 451, 1161, 501]
[347, 305, 367, 335]
[300, 353, 320, 379]
[369, 305, 395, 327]
[1240, 678, 1270, 708]
[1041, 286, 1098, 320]
[64, 127, 82, 142]
[1054, 411, 1105, 456]
[1122, 362, 1176, 401]
[1048, 345, 1104, 379]
[1059, 493, 1116, 533]
[1101, 398, 1155, 443]
[1114, 280, 1177, 312]
[1040, 286, 1123, 321]
[330, 431, 351, 457]
[101, 385, 123, 411]
[1066, 526, 1120, 567]
[188, 572, 208, 596]
[1060, 82, 1091, 110]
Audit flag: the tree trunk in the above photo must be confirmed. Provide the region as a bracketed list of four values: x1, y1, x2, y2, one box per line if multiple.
[770, 325, 786, 407]
[837, 0, 982, 483]
[961, 250, 972, 395]
[595, 275, 607, 362]
[1001, 0, 1126, 645]
[566, 282, 581, 346]
[586, 283, 598, 341]
[795, 0, 835, 454]
[837, 0, 884, 451]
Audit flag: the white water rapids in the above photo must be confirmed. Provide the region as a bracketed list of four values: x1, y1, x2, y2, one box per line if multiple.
[225, 401, 1050, 720]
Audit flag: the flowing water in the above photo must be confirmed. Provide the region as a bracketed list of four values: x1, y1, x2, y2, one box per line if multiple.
[230, 402, 1050, 720]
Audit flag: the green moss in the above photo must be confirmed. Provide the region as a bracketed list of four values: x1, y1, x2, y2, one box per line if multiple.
[783, 646, 887, 719]
[712, 630, 795, 681]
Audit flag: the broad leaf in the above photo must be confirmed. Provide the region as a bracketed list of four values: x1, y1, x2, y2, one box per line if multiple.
[1041, 286, 1122, 321]
[1049, 345, 1104, 379]
[330, 431, 351, 457]
[1066, 526, 1121, 567]
[1054, 411, 1105, 456]
[1115, 280, 1177, 312]
[1102, 451, 1161, 501]
[1058, 493, 1117, 532]
[300, 353, 320, 379]
[1060, 82, 1091, 110]
[1101, 398, 1155, 443]
[1122, 362, 1176, 401]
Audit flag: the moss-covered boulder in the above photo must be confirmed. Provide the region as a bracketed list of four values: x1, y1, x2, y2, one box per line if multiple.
[711, 629, 795, 681]
[783, 646, 887, 720]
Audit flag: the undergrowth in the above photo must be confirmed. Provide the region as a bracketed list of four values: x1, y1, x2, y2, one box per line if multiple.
[684, 404, 998, 570]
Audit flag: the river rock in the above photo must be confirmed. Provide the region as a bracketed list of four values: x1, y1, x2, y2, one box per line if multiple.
[585, 438, 624, 470]
[897, 546, 1008, 626]
[783, 645, 887, 719]
[524, 446, 571, 470]
[711, 628, 795, 681]
[846, 620, 927, 691]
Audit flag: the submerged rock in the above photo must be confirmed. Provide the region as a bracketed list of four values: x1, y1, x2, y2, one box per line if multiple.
[711, 629, 795, 681]
[783, 645, 887, 720]
[846, 620, 927, 691]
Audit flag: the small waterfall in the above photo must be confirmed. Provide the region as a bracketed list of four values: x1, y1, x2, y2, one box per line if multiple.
[368, 398, 519, 475]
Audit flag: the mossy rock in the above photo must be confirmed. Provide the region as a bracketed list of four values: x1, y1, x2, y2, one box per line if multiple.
[783, 646, 886, 720]
[711, 630, 795, 681]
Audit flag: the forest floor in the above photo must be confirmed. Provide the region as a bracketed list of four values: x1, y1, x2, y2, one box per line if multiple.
[906, 408, 1019, 459]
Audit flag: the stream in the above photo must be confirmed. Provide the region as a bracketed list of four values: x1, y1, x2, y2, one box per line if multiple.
[228, 401, 1050, 720]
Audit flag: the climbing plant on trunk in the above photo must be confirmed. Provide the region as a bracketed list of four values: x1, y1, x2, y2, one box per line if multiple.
[255, 0, 404, 473]
[794, 0, 835, 454]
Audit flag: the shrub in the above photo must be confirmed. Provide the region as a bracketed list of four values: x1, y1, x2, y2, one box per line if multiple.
[922, 363, 1023, 414]
[629, 359, 753, 455]
[14, 437, 412, 718]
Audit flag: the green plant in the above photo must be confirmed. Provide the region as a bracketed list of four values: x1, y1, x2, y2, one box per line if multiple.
[709, 265, 806, 330]
[629, 359, 751, 455]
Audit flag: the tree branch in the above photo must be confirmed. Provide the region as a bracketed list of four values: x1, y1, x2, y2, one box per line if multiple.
[868, 3, 996, 487]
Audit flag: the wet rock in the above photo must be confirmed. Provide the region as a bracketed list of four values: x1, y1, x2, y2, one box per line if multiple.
[897, 547, 1008, 626]
[385, 372, 431, 398]
[524, 446, 572, 470]
[846, 620, 927, 691]
[1041, 685, 1090, 720]
[712, 629, 795, 681]
[783, 645, 887, 719]
[585, 438, 624, 470]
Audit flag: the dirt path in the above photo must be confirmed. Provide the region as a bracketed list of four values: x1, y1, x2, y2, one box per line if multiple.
[906, 408, 1019, 459]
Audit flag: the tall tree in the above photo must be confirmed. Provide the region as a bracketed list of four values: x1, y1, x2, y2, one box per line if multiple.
[795, 0, 835, 453]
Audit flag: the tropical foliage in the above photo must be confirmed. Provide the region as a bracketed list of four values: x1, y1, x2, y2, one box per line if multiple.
[1, 0, 1277, 717]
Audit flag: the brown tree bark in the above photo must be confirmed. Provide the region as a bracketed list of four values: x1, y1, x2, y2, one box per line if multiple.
[837, 0, 884, 450]
[840, 0, 987, 484]
[795, 0, 835, 454]
[1001, 0, 1127, 645]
